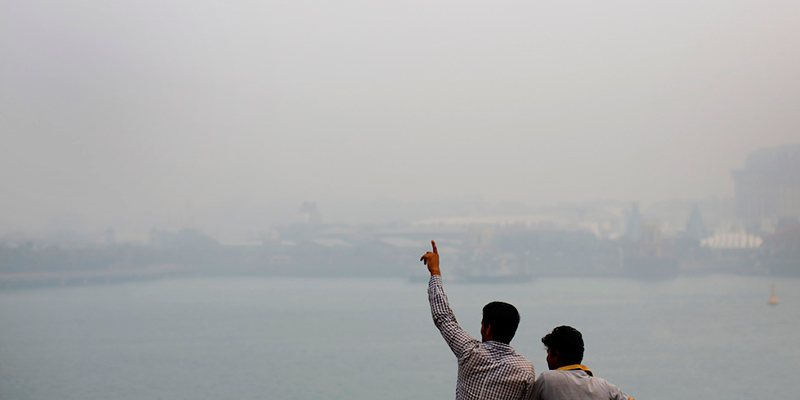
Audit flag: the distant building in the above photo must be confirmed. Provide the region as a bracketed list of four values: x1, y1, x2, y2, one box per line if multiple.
[731, 144, 800, 231]
[701, 232, 763, 250]
[683, 204, 709, 241]
[760, 222, 800, 275]
[701, 231, 764, 272]
[298, 202, 322, 225]
[634, 223, 670, 259]
[622, 204, 678, 278]
[624, 202, 643, 242]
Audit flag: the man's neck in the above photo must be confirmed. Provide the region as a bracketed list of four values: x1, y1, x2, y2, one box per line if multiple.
[555, 364, 593, 376]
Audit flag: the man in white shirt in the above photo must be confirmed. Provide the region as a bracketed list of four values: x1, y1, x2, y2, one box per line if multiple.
[532, 325, 633, 400]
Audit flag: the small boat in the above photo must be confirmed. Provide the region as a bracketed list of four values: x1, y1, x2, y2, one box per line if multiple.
[768, 284, 780, 305]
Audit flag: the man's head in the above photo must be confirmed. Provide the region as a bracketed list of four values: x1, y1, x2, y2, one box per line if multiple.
[481, 301, 520, 344]
[541, 325, 584, 369]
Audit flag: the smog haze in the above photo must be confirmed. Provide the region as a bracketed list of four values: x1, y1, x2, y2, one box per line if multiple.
[2, 0, 799, 235]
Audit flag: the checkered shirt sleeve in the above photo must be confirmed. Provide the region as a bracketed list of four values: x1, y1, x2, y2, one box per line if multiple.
[429, 275, 536, 400]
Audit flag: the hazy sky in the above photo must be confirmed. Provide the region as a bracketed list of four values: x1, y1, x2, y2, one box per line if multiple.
[2, 0, 799, 233]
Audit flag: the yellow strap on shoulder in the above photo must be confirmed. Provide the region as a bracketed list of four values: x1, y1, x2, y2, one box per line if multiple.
[556, 364, 593, 376]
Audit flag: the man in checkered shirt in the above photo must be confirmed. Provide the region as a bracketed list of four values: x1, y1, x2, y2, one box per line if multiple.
[421, 240, 536, 400]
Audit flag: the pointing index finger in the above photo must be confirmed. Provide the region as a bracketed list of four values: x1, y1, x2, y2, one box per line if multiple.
[431, 240, 438, 254]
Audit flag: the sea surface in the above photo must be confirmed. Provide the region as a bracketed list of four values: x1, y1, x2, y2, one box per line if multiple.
[1, 274, 798, 400]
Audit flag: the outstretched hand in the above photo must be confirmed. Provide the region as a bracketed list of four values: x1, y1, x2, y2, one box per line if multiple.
[420, 240, 440, 276]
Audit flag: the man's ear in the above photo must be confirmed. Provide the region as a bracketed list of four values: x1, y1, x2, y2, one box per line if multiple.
[547, 348, 561, 369]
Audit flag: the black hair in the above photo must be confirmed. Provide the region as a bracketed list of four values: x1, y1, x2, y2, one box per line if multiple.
[541, 325, 584, 365]
[482, 301, 520, 344]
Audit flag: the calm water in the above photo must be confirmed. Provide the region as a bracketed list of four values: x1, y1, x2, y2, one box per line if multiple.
[1, 274, 798, 400]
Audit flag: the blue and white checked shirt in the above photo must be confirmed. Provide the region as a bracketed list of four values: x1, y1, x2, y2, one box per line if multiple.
[429, 275, 536, 400]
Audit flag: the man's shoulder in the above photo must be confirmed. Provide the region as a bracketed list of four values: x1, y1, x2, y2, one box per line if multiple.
[535, 370, 630, 400]
[537, 369, 575, 381]
[506, 353, 535, 375]
[492, 344, 535, 376]
[467, 342, 535, 374]
[510, 351, 535, 367]
[536, 369, 589, 384]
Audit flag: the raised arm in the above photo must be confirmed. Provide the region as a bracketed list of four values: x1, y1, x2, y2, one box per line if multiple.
[422, 240, 478, 359]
